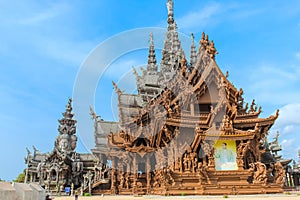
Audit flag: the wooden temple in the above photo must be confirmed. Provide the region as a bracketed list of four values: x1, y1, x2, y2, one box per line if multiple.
[91, 0, 287, 195]
[23, 0, 296, 196]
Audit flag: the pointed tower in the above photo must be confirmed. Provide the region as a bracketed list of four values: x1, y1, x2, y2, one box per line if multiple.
[134, 33, 161, 103]
[55, 98, 78, 154]
[190, 33, 197, 67]
[160, 0, 183, 75]
[147, 32, 158, 74]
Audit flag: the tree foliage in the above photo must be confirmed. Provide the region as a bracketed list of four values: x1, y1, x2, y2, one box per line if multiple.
[14, 170, 26, 183]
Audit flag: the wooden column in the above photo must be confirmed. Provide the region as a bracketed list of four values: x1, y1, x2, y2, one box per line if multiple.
[111, 158, 117, 194]
[132, 154, 137, 194]
[146, 155, 151, 194]
[208, 151, 215, 170]
[190, 104, 195, 116]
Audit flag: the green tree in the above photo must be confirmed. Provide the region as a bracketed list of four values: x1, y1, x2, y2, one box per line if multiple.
[14, 170, 26, 183]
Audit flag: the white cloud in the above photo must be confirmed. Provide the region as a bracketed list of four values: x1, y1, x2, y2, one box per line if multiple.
[18, 3, 69, 25]
[32, 35, 94, 66]
[244, 63, 300, 105]
[177, 3, 221, 30]
[280, 138, 298, 160]
[176, 2, 263, 32]
[259, 65, 299, 80]
[268, 104, 300, 161]
[281, 139, 294, 148]
[274, 104, 300, 127]
[0, 2, 70, 26]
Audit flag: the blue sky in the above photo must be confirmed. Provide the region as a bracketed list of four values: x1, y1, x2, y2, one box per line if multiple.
[0, 0, 300, 181]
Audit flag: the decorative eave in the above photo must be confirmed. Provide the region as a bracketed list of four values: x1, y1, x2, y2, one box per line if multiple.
[107, 131, 156, 156]
[166, 113, 212, 128]
[124, 146, 156, 157]
[107, 132, 126, 148]
[203, 129, 257, 140]
[235, 110, 261, 120]
[234, 110, 279, 128]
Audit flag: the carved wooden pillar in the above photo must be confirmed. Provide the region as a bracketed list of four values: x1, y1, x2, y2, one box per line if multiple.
[87, 172, 93, 195]
[146, 155, 151, 194]
[190, 103, 195, 116]
[236, 141, 244, 170]
[236, 156, 244, 170]
[179, 156, 183, 173]
[127, 162, 131, 174]
[111, 157, 117, 194]
[208, 147, 215, 170]
[132, 154, 137, 194]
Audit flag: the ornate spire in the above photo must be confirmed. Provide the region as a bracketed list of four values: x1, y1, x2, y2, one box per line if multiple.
[190, 33, 197, 67]
[160, 0, 182, 74]
[58, 98, 77, 135]
[62, 98, 74, 120]
[55, 98, 77, 153]
[147, 33, 158, 72]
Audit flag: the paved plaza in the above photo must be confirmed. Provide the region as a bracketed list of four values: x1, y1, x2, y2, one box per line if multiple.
[53, 194, 300, 200]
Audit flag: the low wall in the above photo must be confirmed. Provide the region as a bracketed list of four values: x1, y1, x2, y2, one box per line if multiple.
[0, 182, 46, 200]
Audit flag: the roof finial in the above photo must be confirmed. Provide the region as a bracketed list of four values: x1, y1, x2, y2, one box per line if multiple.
[62, 97, 74, 119]
[112, 81, 122, 96]
[190, 33, 197, 66]
[167, 0, 174, 16]
[166, 0, 174, 24]
[90, 106, 100, 120]
[147, 33, 157, 72]
[149, 32, 154, 46]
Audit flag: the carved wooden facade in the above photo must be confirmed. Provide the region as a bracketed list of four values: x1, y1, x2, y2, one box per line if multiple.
[91, 0, 287, 195]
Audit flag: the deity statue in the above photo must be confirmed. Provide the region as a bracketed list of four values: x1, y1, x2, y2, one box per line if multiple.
[174, 102, 180, 114]
[200, 32, 209, 49]
[183, 153, 189, 171]
[207, 40, 218, 59]
[192, 157, 198, 173]
[253, 162, 267, 185]
[274, 162, 285, 185]
[249, 99, 256, 113]
[119, 172, 125, 189]
[197, 162, 210, 184]
[58, 134, 69, 152]
[124, 173, 130, 189]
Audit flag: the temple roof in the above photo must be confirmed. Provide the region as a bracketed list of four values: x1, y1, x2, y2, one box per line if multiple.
[94, 0, 279, 154]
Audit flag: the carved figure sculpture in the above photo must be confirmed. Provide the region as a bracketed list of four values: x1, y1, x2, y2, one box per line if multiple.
[253, 162, 267, 185]
[206, 40, 218, 59]
[274, 162, 285, 185]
